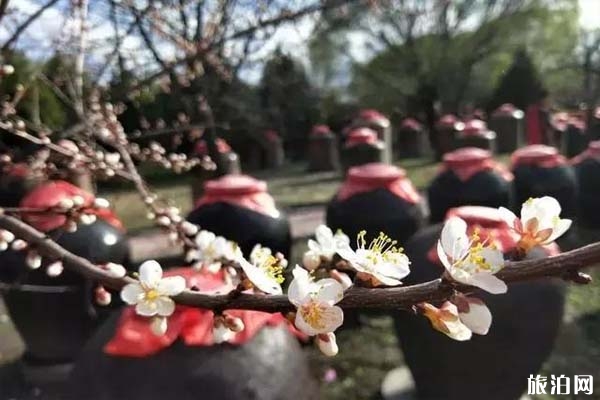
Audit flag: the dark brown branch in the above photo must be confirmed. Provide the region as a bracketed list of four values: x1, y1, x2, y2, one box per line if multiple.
[1, 212, 599, 313]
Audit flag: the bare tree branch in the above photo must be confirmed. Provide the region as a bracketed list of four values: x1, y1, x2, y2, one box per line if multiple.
[1, 0, 61, 53]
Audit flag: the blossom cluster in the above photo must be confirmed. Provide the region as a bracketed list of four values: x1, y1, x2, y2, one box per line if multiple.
[111, 196, 571, 355]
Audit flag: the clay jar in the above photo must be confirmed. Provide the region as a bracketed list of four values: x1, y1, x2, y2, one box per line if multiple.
[488, 103, 525, 153]
[572, 141, 600, 229]
[0, 181, 129, 364]
[453, 118, 497, 153]
[187, 174, 291, 258]
[307, 124, 340, 172]
[326, 163, 424, 246]
[394, 206, 565, 400]
[427, 147, 513, 223]
[341, 127, 385, 172]
[511, 145, 577, 219]
[67, 268, 318, 400]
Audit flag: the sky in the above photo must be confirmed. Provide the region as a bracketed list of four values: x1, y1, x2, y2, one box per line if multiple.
[1, 0, 599, 85]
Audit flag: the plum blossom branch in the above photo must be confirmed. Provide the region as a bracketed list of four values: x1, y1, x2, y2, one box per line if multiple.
[0, 211, 598, 314]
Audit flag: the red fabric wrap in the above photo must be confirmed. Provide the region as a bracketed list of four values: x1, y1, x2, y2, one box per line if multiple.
[194, 138, 232, 156]
[5, 163, 29, 178]
[436, 114, 462, 131]
[440, 147, 513, 182]
[571, 140, 600, 165]
[194, 174, 279, 218]
[264, 130, 281, 143]
[492, 103, 522, 118]
[357, 109, 390, 127]
[336, 162, 421, 204]
[511, 145, 566, 169]
[104, 268, 303, 357]
[310, 124, 332, 137]
[19, 180, 124, 232]
[400, 118, 422, 131]
[427, 206, 560, 262]
[526, 104, 542, 144]
[461, 119, 488, 137]
[345, 127, 380, 147]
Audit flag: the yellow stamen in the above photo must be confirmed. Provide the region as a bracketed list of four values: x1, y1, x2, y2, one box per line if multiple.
[300, 301, 326, 330]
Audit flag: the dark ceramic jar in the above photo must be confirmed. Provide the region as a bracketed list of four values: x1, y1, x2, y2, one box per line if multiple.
[562, 116, 589, 158]
[187, 174, 291, 258]
[427, 147, 514, 223]
[396, 118, 425, 158]
[191, 137, 241, 202]
[0, 163, 40, 207]
[453, 119, 497, 152]
[353, 109, 392, 164]
[394, 206, 565, 400]
[0, 181, 129, 364]
[488, 104, 525, 153]
[67, 268, 318, 400]
[434, 114, 462, 160]
[307, 124, 339, 172]
[511, 145, 577, 218]
[341, 127, 386, 172]
[326, 163, 424, 245]
[572, 141, 600, 229]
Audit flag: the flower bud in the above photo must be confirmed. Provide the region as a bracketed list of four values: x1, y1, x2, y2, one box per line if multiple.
[103, 262, 126, 278]
[58, 198, 75, 211]
[96, 287, 112, 306]
[65, 220, 78, 233]
[224, 315, 245, 333]
[26, 251, 42, 270]
[79, 213, 97, 225]
[181, 221, 199, 236]
[12, 239, 27, 251]
[0, 230, 15, 243]
[150, 316, 168, 336]
[1, 64, 15, 75]
[156, 215, 171, 226]
[316, 332, 339, 357]
[329, 269, 353, 290]
[72, 195, 85, 207]
[46, 261, 64, 277]
[302, 251, 321, 271]
[93, 198, 110, 209]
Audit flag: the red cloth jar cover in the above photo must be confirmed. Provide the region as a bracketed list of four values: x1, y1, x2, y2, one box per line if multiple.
[264, 130, 281, 143]
[310, 124, 332, 137]
[19, 180, 124, 232]
[440, 147, 513, 182]
[344, 127, 380, 147]
[436, 114, 464, 131]
[492, 103, 524, 118]
[104, 268, 304, 357]
[194, 174, 280, 218]
[571, 140, 600, 165]
[400, 118, 422, 131]
[194, 138, 232, 156]
[511, 145, 566, 169]
[460, 119, 489, 137]
[427, 206, 560, 263]
[336, 162, 421, 204]
[4, 162, 29, 178]
[357, 109, 390, 127]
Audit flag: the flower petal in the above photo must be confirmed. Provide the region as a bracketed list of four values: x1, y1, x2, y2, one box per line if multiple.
[497, 207, 518, 229]
[295, 304, 344, 335]
[313, 278, 344, 305]
[546, 219, 572, 243]
[315, 225, 334, 246]
[156, 297, 176, 316]
[120, 283, 144, 305]
[136, 300, 159, 316]
[138, 260, 163, 286]
[441, 217, 469, 261]
[436, 241, 453, 271]
[469, 272, 507, 294]
[239, 258, 282, 295]
[459, 298, 492, 335]
[288, 265, 312, 305]
[479, 247, 505, 273]
[157, 276, 186, 296]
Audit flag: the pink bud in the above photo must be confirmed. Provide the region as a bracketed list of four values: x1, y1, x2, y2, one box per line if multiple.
[46, 261, 64, 277]
[26, 251, 42, 270]
[316, 332, 339, 357]
[95, 286, 112, 306]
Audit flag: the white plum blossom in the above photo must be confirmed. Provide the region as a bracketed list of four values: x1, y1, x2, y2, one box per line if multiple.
[191, 230, 241, 272]
[498, 196, 572, 252]
[238, 245, 285, 295]
[303, 225, 350, 270]
[421, 302, 472, 341]
[120, 260, 186, 318]
[338, 231, 411, 286]
[437, 217, 506, 294]
[287, 266, 344, 337]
